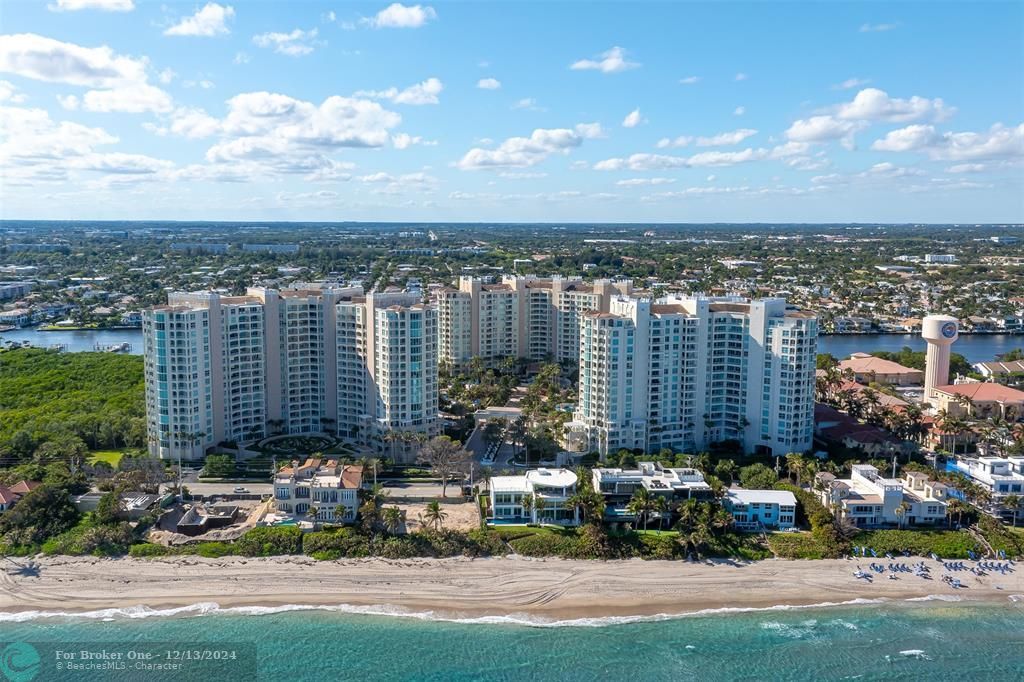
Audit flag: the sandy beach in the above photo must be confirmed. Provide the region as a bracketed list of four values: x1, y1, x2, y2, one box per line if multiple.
[0, 555, 1020, 620]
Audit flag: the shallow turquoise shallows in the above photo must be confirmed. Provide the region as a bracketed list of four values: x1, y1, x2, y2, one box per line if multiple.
[1, 601, 1022, 680]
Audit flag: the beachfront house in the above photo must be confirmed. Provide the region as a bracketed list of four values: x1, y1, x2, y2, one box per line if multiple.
[816, 465, 948, 528]
[274, 459, 364, 523]
[489, 468, 579, 526]
[723, 489, 798, 530]
[592, 462, 712, 523]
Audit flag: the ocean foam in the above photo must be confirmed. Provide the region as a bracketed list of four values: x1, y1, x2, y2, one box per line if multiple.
[0, 597, 891, 628]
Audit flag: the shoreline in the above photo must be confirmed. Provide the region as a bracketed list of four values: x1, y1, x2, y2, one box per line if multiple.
[0, 555, 1020, 623]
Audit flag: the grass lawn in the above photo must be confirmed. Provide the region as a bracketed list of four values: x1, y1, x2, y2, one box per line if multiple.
[89, 449, 125, 467]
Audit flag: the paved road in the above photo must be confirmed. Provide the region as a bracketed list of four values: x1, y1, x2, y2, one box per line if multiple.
[167, 482, 273, 498]
[465, 424, 516, 468]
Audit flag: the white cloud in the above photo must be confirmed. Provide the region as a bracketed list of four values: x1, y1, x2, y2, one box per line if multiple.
[733, 106, 746, 116]
[57, 94, 79, 109]
[356, 77, 443, 105]
[253, 28, 322, 56]
[596, 143, 803, 171]
[0, 34, 171, 113]
[622, 107, 643, 128]
[734, 72, 748, 81]
[0, 104, 119, 179]
[158, 68, 177, 84]
[164, 3, 235, 37]
[945, 163, 986, 174]
[570, 46, 639, 74]
[49, 0, 134, 11]
[511, 97, 544, 111]
[0, 80, 26, 103]
[364, 3, 437, 29]
[616, 177, 676, 186]
[833, 77, 870, 90]
[784, 88, 953, 151]
[573, 122, 605, 139]
[871, 123, 1024, 161]
[835, 87, 952, 123]
[144, 107, 221, 139]
[477, 77, 501, 90]
[697, 128, 757, 146]
[391, 132, 436, 149]
[82, 84, 172, 113]
[233, 51, 250, 64]
[656, 136, 692, 149]
[455, 124, 597, 170]
[498, 171, 547, 179]
[679, 76, 700, 84]
[785, 116, 867, 149]
[657, 128, 757, 149]
[860, 22, 898, 32]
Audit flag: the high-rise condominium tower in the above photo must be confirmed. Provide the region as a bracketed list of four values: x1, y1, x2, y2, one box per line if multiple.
[433, 275, 633, 366]
[143, 285, 438, 463]
[565, 296, 817, 457]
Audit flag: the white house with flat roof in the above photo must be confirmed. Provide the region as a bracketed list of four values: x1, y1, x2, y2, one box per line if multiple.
[592, 462, 712, 521]
[817, 464, 948, 528]
[489, 468, 579, 526]
[948, 456, 1024, 499]
[724, 489, 798, 530]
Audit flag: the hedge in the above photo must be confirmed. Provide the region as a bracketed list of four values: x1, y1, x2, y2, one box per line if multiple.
[852, 529, 979, 559]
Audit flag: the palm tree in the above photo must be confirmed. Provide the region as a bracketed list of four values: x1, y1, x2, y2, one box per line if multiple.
[305, 505, 320, 528]
[520, 493, 533, 522]
[653, 495, 669, 531]
[383, 505, 406, 535]
[423, 500, 447, 531]
[785, 453, 806, 486]
[946, 498, 966, 528]
[894, 501, 911, 529]
[1003, 493, 1021, 527]
[532, 494, 548, 524]
[333, 504, 349, 524]
[479, 466, 494, 494]
[627, 487, 655, 531]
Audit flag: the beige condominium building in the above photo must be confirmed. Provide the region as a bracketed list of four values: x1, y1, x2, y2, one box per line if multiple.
[434, 274, 633, 366]
[564, 296, 817, 457]
[144, 285, 438, 463]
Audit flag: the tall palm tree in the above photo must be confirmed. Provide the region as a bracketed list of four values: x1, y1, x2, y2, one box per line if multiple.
[946, 498, 966, 528]
[423, 500, 447, 531]
[533, 494, 548, 523]
[653, 495, 669, 531]
[785, 453, 806, 486]
[383, 505, 406, 535]
[1003, 494, 1021, 527]
[894, 501, 911, 529]
[520, 493, 533, 522]
[627, 487, 655, 531]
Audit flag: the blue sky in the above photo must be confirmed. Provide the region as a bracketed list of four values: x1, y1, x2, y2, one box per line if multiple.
[1, 1, 1022, 222]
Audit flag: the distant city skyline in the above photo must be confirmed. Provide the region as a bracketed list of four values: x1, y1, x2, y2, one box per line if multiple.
[1, 1, 1022, 222]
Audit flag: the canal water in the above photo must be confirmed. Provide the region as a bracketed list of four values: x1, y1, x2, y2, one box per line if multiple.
[0, 328, 1021, 363]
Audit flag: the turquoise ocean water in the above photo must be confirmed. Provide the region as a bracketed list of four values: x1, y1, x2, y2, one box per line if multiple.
[0, 599, 1022, 680]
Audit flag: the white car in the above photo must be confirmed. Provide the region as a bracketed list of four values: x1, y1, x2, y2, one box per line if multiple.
[233, 486, 249, 494]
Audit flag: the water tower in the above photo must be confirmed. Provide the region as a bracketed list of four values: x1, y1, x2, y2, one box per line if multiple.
[922, 314, 958, 404]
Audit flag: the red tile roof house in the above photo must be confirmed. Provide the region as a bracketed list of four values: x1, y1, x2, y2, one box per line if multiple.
[0, 480, 41, 512]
